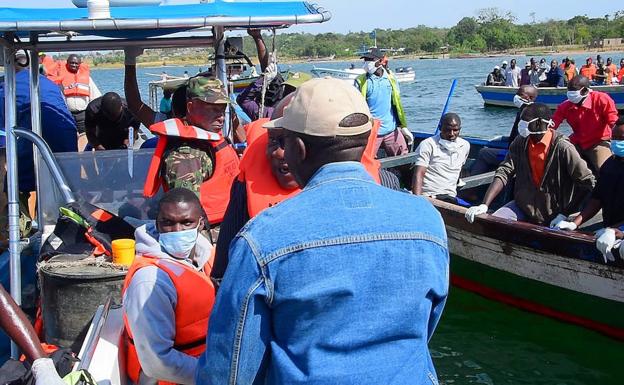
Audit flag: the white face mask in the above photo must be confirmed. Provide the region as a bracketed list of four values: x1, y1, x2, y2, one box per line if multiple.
[513, 95, 532, 109]
[158, 225, 199, 259]
[567, 88, 589, 104]
[364, 61, 380, 75]
[518, 118, 553, 138]
[438, 137, 459, 152]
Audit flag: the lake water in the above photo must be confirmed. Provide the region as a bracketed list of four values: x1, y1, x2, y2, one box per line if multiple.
[90, 55, 622, 384]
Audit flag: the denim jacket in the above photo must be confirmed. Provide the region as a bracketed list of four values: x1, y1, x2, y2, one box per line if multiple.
[196, 162, 449, 385]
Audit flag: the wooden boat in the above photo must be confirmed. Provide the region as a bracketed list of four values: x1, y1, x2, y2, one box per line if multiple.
[311, 66, 415, 83]
[475, 84, 624, 109]
[380, 134, 624, 340]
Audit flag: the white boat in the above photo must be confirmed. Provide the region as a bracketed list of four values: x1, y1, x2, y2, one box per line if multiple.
[311, 66, 415, 83]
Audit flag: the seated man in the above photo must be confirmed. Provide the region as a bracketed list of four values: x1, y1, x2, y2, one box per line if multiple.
[543, 60, 565, 87]
[84, 92, 141, 150]
[465, 103, 595, 225]
[486, 66, 505, 86]
[122, 188, 216, 385]
[143, 77, 240, 225]
[470, 85, 538, 175]
[553, 116, 624, 262]
[412, 113, 470, 204]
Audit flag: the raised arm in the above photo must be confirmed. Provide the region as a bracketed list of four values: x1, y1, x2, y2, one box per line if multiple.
[247, 29, 269, 72]
[124, 47, 156, 127]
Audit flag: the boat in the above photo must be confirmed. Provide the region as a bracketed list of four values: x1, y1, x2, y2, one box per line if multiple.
[0, 0, 330, 382]
[476, 84, 624, 109]
[311, 66, 415, 83]
[379, 133, 624, 341]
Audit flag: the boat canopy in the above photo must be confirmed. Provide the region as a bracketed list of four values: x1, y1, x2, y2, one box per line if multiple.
[0, 1, 330, 40]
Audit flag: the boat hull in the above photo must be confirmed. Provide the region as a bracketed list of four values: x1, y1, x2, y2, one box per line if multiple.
[475, 84, 624, 109]
[432, 199, 624, 340]
[311, 67, 415, 83]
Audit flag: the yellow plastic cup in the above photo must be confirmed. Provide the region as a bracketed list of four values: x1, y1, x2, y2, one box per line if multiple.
[112, 239, 136, 266]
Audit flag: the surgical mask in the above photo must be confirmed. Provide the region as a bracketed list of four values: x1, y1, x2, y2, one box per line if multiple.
[518, 118, 552, 138]
[611, 140, 624, 157]
[567, 88, 589, 104]
[364, 61, 380, 75]
[513, 95, 532, 109]
[158, 226, 199, 259]
[438, 137, 458, 152]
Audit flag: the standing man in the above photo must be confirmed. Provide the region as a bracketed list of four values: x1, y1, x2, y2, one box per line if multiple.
[617, 58, 624, 83]
[412, 113, 470, 204]
[500, 60, 508, 83]
[57, 54, 101, 151]
[122, 188, 216, 385]
[580, 57, 596, 81]
[505, 59, 521, 87]
[486, 66, 505, 86]
[197, 78, 449, 385]
[606, 57, 617, 83]
[520, 61, 531, 86]
[552, 75, 618, 173]
[355, 48, 410, 157]
[84, 92, 141, 150]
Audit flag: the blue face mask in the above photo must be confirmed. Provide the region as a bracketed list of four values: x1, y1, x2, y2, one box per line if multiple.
[158, 226, 199, 259]
[611, 140, 624, 158]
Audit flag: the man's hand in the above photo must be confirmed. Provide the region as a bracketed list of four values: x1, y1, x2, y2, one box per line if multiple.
[32, 358, 66, 385]
[549, 214, 567, 229]
[554, 220, 577, 231]
[124, 47, 145, 66]
[247, 28, 262, 40]
[465, 204, 488, 224]
[399, 127, 414, 147]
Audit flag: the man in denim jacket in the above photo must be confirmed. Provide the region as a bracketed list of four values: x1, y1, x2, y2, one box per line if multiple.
[196, 78, 449, 385]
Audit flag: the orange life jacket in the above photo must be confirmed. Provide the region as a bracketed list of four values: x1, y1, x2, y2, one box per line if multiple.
[238, 119, 382, 218]
[143, 119, 240, 225]
[580, 64, 596, 80]
[121, 254, 215, 385]
[41, 55, 59, 82]
[618, 67, 624, 83]
[564, 65, 576, 81]
[58, 61, 91, 97]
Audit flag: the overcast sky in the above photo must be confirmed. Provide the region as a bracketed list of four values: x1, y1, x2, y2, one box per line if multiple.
[16, 0, 609, 34]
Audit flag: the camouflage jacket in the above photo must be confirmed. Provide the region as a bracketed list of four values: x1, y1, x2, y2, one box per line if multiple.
[162, 138, 215, 195]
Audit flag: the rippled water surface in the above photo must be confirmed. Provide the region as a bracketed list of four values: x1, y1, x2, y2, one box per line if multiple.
[90, 54, 622, 384]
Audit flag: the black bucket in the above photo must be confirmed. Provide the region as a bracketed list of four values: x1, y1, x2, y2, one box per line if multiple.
[39, 257, 127, 352]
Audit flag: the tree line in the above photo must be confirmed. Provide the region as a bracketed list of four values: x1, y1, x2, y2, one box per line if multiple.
[251, 8, 624, 58]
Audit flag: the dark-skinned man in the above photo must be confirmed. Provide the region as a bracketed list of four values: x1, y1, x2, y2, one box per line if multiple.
[122, 188, 216, 385]
[412, 113, 470, 204]
[84, 92, 141, 150]
[56, 54, 101, 151]
[553, 116, 624, 263]
[143, 77, 240, 227]
[355, 48, 411, 157]
[465, 103, 595, 225]
[471, 85, 538, 175]
[197, 78, 448, 385]
[552, 75, 618, 174]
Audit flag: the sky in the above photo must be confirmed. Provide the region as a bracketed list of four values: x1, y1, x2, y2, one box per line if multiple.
[13, 0, 611, 34]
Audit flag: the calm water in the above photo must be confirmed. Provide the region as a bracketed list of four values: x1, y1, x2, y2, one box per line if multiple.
[90, 55, 622, 384]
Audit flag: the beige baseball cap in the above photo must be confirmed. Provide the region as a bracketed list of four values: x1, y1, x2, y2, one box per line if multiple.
[263, 77, 372, 136]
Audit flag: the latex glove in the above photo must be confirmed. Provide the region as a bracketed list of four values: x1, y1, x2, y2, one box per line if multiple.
[555, 220, 577, 231]
[32, 358, 65, 385]
[264, 62, 278, 84]
[465, 204, 488, 224]
[549, 214, 567, 229]
[400, 126, 414, 146]
[595, 228, 616, 263]
[124, 47, 144, 66]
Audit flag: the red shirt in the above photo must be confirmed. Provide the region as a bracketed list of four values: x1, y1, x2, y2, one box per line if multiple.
[527, 129, 553, 188]
[552, 91, 618, 150]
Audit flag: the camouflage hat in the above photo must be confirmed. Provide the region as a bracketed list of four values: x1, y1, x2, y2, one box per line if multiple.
[186, 77, 230, 104]
[283, 72, 312, 89]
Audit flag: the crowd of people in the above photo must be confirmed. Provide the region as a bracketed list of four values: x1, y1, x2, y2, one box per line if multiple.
[486, 54, 624, 87]
[1, 31, 623, 384]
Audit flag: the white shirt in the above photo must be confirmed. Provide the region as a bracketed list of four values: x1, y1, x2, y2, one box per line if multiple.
[505, 67, 521, 87]
[414, 135, 470, 197]
[65, 77, 101, 112]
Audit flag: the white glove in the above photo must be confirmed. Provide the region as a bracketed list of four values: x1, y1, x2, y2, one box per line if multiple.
[595, 228, 616, 263]
[124, 47, 144, 66]
[264, 62, 278, 84]
[549, 214, 567, 229]
[465, 204, 488, 224]
[400, 126, 414, 146]
[32, 358, 66, 385]
[554, 220, 577, 231]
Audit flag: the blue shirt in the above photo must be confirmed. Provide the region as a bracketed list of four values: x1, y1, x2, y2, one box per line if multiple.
[197, 161, 449, 385]
[359, 72, 397, 136]
[546, 67, 565, 87]
[0, 70, 77, 192]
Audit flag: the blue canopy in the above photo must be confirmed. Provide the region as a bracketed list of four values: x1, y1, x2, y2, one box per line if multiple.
[0, 1, 329, 38]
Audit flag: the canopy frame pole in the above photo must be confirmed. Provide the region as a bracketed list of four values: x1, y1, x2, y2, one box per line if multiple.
[29, 33, 44, 230]
[3, 32, 22, 359]
[213, 26, 231, 140]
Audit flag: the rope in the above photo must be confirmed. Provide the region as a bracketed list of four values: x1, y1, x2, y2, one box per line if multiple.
[259, 28, 277, 119]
